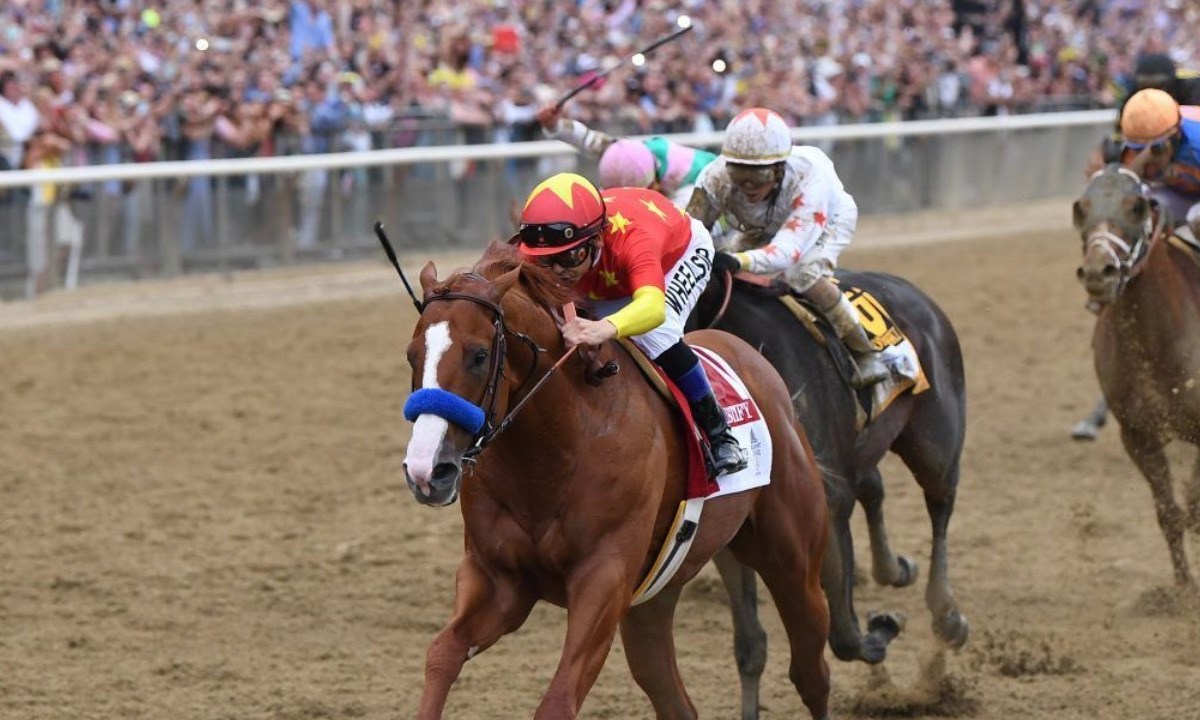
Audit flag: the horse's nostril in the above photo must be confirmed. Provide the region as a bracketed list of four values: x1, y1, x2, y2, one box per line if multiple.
[1076, 266, 1085, 280]
[431, 462, 460, 486]
[1102, 265, 1119, 278]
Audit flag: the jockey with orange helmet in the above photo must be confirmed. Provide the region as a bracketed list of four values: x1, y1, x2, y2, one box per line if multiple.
[686, 107, 888, 388]
[514, 172, 747, 476]
[1119, 88, 1200, 227]
[535, 104, 717, 206]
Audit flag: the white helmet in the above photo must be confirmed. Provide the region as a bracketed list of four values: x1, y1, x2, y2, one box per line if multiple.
[721, 108, 792, 165]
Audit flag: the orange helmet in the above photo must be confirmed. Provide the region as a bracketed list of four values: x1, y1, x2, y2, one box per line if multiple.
[515, 172, 606, 256]
[1120, 88, 1181, 147]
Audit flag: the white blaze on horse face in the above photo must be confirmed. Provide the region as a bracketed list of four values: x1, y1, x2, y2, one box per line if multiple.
[405, 321, 453, 488]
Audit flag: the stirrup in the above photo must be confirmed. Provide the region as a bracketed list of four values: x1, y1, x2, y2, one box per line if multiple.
[708, 435, 748, 476]
[850, 354, 890, 389]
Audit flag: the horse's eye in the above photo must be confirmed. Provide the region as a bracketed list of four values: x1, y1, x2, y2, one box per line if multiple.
[472, 347, 489, 367]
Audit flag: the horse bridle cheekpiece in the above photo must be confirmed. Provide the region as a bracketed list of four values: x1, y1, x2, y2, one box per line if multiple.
[1082, 167, 1162, 297]
[403, 274, 545, 461]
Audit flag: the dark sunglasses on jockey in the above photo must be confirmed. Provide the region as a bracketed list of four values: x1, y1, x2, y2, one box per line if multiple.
[530, 238, 597, 269]
[515, 221, 602, 268]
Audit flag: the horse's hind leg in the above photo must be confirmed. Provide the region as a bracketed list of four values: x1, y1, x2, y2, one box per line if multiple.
[621, 585, 697, 720]
[1071, 395, 1109, 441]
[418, 556, 536, 719]
[858, 465, 919, 588]
[1122, 429, 1195, 587]
[713, 548, 766, 720]
[897, 405, 969, 648]
[733, 519, 831, 719]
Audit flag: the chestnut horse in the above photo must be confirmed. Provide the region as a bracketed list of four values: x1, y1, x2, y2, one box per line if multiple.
[1073, 164, 1200, 590]
[398, 243, 831, 719]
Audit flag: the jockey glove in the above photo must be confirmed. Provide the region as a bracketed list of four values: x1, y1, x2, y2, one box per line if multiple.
[712, 251, 743, 275]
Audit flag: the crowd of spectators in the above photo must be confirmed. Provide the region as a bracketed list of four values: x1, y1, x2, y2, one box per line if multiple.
[1, 0, 1198, 174]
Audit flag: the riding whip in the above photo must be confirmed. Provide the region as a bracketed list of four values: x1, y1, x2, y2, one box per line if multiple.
[373, 221, 423, 313]
[554, 16, 694, 110]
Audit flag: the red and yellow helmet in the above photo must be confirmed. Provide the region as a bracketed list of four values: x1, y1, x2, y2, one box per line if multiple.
[515, 172, 606, 256]
[1120, 88, 1181, 147]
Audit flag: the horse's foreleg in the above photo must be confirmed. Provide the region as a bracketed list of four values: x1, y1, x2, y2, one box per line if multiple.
[1122, 430, 1195, 587]
[417, 555, 535, 720]
[858, 466, 919, 588]
[534, 559, 630, 720]
[713, 548, 766, 720]
[1186, 451, 1200, 535]
[821, 499, 873, 662]
[1071, 395, 1109, 441]
[621, 585, 697, 720]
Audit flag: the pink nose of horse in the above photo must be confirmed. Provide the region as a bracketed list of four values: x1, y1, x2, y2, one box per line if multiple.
[403, 462, 462, 504]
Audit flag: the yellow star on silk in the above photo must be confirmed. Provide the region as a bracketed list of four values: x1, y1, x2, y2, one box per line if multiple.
[640, 198, 667, 220]
[608, 211, 632, 234]
[600, 270, 618, 287]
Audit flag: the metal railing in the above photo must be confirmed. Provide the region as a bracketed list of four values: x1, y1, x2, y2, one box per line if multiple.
[0, 110, 1114, 299]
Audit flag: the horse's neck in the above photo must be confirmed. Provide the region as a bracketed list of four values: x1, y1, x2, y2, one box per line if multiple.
[1105, 242, 1200, 358]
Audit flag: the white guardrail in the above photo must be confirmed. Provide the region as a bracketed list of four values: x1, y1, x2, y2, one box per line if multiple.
[0, 110, 1113, 298]
[0, 110, 1114, 188]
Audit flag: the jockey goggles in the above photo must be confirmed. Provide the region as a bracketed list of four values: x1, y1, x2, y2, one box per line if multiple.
[515, 220, 603, 256]
[1122, 132, 1177, 153]
[529, 238, 597, 269]
[727, 163, 780, 194]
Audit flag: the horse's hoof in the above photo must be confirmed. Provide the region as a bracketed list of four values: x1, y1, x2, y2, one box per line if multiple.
[894, 556, 919, 587]
[935, 611, 970, 649]
[859, 633, 889, 665]
[1070, 421, 1100, 441]
[867, 610, 907, 639]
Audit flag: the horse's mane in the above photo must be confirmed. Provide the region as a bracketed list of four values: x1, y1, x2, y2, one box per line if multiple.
[435, 240, 578, 309]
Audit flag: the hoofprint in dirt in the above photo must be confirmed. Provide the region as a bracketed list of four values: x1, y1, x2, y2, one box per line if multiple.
[2, 203, 1199, 719]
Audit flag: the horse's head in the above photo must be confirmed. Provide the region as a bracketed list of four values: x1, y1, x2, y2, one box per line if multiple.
[1073, 164, 1155, 304]
[401, 244, 572, 506]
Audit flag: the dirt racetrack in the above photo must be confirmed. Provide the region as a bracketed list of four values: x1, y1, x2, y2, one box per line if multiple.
[2, 198, 1200, 720]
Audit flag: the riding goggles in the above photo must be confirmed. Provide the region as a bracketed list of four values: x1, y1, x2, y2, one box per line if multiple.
[515, 220, 603, 255]
[1122, 133, 1177, 153]
[727, 163, 779, 195]
[531, 240, 597, 269]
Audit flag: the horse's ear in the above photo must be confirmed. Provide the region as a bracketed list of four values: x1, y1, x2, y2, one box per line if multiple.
[1123, 194, 1149, 224]
[419, 262, 438, 297]
[1072, 198, 1091, 230]
[491, 267, 522, 298]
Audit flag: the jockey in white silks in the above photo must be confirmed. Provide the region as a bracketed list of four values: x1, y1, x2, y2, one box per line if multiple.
[685, 107, 889, 388]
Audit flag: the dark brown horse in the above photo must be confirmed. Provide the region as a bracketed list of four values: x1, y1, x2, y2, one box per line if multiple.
[1074, 164, 1200, 590]
[398, 243, 831, 719]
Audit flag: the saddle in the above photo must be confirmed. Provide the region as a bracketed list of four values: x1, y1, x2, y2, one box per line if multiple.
[729, 273, 873, 414]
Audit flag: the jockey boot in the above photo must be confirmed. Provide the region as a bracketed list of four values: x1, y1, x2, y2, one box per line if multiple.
[822, 293, 890, 389]
[690, 390, 749, 477]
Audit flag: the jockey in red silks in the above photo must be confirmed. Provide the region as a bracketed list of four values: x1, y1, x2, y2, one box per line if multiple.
[535, 104, 718, 207]
[514, 172, 747, 476]
[686, 107, 888, 388]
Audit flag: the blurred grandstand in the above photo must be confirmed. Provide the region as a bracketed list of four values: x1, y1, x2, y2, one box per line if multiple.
[0, 0, 1195, 297]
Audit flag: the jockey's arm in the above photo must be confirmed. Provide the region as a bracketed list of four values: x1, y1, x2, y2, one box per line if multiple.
[543, 116, 616, 158]
[605, 286, 667, 337]
[685, 187, 721, 230]
[603, 240, 668, 337]
[732, 200, 827, 275]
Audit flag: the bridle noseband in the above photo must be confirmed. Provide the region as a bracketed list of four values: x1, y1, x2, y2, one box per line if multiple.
[1081, 167, 1164, 299]
[413, 274, 548, 461]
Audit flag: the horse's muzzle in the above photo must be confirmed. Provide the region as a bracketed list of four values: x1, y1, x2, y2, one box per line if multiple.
[404, 461, 462, 507]
[1076, 263, 1120, 304]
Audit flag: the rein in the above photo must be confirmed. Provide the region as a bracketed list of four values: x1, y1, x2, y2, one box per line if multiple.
[419, 280, 557, 462]
[704, 269, 735, 329]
